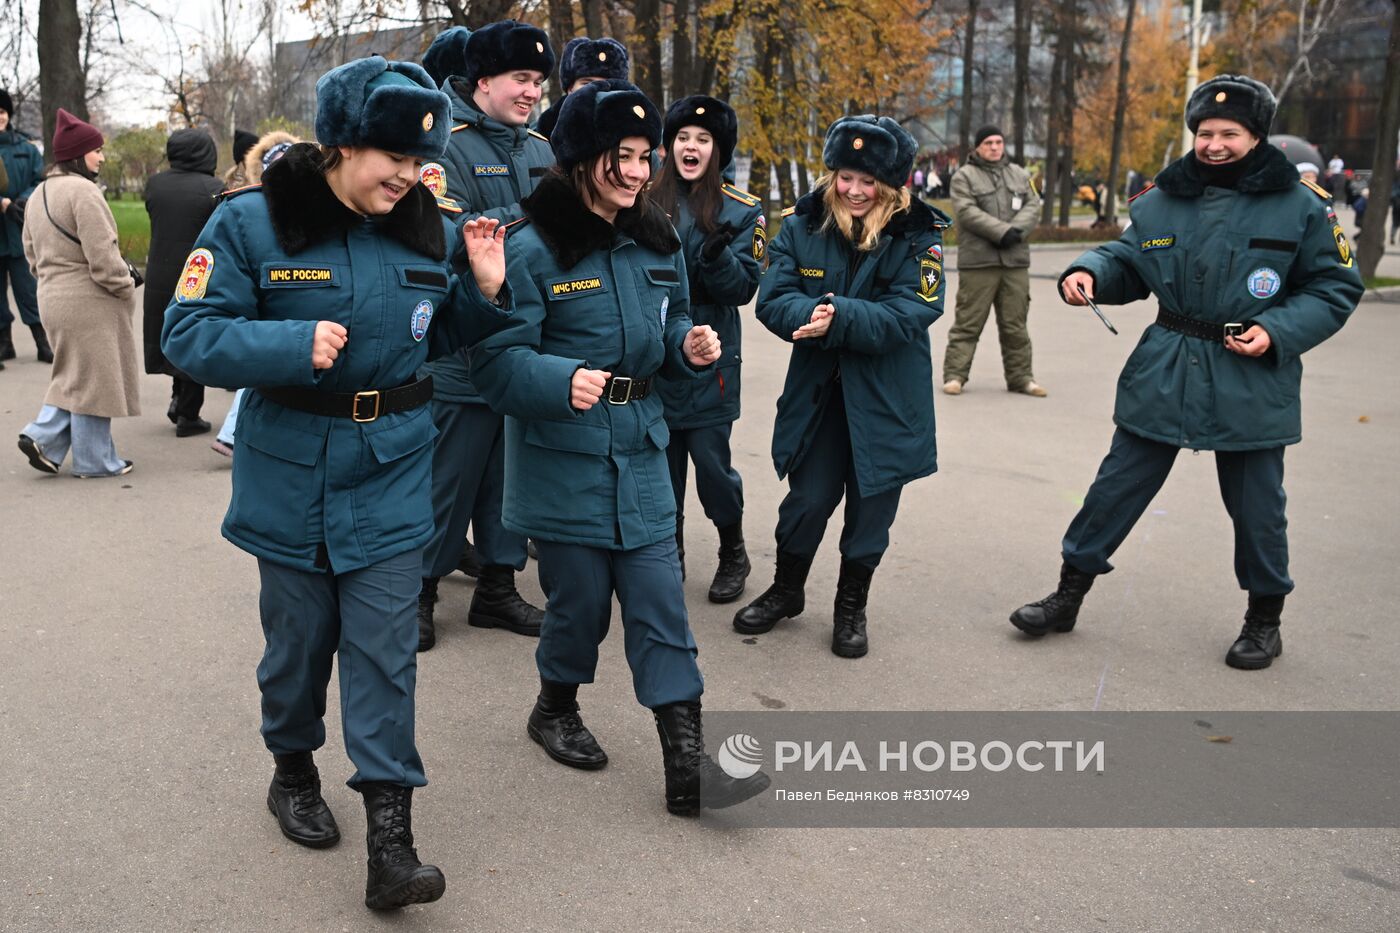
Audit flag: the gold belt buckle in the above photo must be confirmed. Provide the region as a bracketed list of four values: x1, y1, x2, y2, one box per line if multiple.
[352, 390, 382, 422]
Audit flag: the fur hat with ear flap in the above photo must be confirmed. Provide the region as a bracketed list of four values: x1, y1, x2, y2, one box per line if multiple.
[1186, 74, 1277, 138]
[550, 79, 661, 171]
[559, 37, 630, 89]
[663, 95, 738, 173]
[314, 56, 450, 160]
[422, 26, 472, 86]
[245, 130, 301, 184]
[822, 114, 916, 189]
[462, 20, 555, 89]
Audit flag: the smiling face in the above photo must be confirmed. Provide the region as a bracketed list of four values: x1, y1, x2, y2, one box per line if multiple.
[1193, 118, 1258, 165]
[581, 135, 653, 221]
[330, 147, 424, 215]
[835, 169, 879, 218]
[670, 126, 714, 181]
[475, 70, 546, 126]
[0, 109, 8, 132]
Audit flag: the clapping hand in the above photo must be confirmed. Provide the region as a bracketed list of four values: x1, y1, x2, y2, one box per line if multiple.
[463, 217, 506, 302]
[685, 324, 721, 366]
[793, 298, 835, 340]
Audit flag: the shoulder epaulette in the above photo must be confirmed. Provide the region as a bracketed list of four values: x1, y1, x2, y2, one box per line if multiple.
[435, 196, 463, 214]
[1128, 182, 1155, 204]
[527, 129, 550, 143]
[217, 183, 262, 202]
[722, 184, 760, 207]
[1300, 177, 1331, 200]
[502, 217, 531, 237]
[450, 123, 472, 134]
[781, 206, 796, 218]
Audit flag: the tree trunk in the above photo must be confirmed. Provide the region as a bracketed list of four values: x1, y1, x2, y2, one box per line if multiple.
[37, 0, 87, 156]
[958, 0, 979, 155]
[1103, 0, 1137, 224]
[581, 0, 604, 37]
[1041, 14, 1066, 225]
[546, 0, 575, 99]
[671, 0, 693, 102]
[634, 0, 664, 104]
[1357, 0, 1400, 281]
[1057, 0, 1077, 228]
[1013, 0, 1030, 163]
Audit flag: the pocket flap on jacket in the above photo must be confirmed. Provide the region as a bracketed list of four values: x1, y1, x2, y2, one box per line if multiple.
[364, 409, 438, 464]
[241, 418, 327, 466]
[645, 415, 670, 450]
[524, 418, 611, 455]
[398, 266, 450, 291]
[643, 265, 680, 286]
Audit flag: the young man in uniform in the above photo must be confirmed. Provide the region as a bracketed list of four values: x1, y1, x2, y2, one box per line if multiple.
[415, 21, 555, 650]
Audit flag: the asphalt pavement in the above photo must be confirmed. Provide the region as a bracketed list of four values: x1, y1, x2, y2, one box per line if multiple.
[2, 242, 1398, 932]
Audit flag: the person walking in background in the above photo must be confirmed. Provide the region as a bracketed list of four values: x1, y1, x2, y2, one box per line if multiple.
[143, 129, 225, 438]
[16, 109, 139, 478]
[941, 125, 1045, 398]
[652, 95, 765, 602]
[732, 115, 949, 659]
[0, 88, 50, 365]
[221, 129, 258, 190]
[1390, 165, 1400, 245]
[210, 129, 302, 458]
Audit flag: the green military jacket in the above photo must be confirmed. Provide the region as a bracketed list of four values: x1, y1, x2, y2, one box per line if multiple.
[419, 77, 554, 404]
[950, 153, 1040, 269]
[1061, 144, 1363, 451]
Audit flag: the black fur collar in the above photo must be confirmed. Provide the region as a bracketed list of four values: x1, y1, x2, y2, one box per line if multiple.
[520, 172, 681, 270]
[793, 183, 949, 237]
[1154, 143, 1299, 198]
[260, 143, 444, 259]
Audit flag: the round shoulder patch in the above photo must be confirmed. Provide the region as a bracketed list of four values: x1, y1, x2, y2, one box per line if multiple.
[420, 162, 447, 197]
[175, 248, 214, 302]
[1246, 266, 1281, 300]
[410, 300, 434, 342]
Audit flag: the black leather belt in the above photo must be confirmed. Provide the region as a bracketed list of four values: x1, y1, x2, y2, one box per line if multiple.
[257, 376, 434, 423]
[1155, 308, 1252, 342]
[602, 374, 653, 405]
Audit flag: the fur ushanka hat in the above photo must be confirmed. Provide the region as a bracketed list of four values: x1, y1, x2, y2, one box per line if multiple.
[822, 114, 916, 189]
[315, 56, 450, 160]
[1186, 74, 1277, 139]
[462, 20, 555, 88]
[663, 95, 738, 172]
[559, 37, 630, 89]
[551, 79, 661, 171]
[422, 26, 472, 86]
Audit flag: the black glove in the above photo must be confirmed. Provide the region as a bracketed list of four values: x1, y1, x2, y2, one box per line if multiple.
[5, 196, 25, 226]
[699, 222, 738, 263]
[999, 227, 1023, 248]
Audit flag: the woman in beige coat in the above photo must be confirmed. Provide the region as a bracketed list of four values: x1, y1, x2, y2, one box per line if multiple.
[16, 108, 139, 478]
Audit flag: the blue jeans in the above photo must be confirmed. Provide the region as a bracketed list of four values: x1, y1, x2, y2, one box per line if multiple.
[0, 253, 40, 328]
[22, 404, 127, 476]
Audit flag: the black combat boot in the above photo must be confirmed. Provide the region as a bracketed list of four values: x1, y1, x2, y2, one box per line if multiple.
[831, 560, 874, 658]
[708, 522, 752, 604]
[456, 539, 480, 578]
[653, 700, 771, 816]
[0, 325, 14, 361]
[732, 551, 812, 634]
[468, 565, 544, 636]
[1009, 562, 1096, 636]
[416, 577, 439, 652]
[1225, 594, 1284, 670]
[526, 679, 608, 770]
[266, 751, 341, 849]
[30, 323, 52, 364]
[358, 783, 445, 910]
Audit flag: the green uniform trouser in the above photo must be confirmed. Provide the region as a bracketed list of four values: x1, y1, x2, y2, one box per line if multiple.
[941, 265, 1033, 389]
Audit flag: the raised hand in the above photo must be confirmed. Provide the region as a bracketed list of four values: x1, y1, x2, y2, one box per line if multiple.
[463, 217, 507, 301]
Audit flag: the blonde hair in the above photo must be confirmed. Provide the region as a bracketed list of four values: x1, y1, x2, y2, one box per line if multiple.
[818, 171, 911, 251]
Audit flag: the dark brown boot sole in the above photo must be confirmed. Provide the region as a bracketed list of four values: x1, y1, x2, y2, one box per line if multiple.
[366, 867, 446, 910]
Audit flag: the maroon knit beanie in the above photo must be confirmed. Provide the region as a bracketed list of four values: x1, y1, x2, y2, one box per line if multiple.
[52, 108, 103, 161]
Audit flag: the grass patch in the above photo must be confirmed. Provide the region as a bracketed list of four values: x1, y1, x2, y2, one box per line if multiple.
[107, 194, 150, 268]
[1365, 276, 1400, 289]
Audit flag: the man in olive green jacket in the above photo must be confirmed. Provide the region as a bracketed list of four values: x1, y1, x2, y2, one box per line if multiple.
[943, 126, 1045, 396]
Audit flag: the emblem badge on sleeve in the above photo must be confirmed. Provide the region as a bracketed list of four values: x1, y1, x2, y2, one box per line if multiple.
[411, 300, 434, 342]
[1246, 267, 1282, 299]
[175, 248, 214, 302]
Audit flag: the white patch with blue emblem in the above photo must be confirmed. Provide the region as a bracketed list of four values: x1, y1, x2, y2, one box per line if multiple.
[1246, 267, 1281, 300]
[411, 300, 434, 342]
[659, 295, 669, 328]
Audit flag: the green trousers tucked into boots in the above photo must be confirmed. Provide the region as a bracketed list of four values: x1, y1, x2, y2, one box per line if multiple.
[942, 266, 1033, 389]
